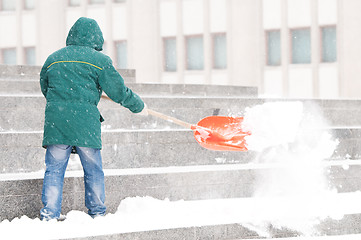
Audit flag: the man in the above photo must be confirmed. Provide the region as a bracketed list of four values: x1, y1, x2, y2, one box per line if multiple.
[39, 17, 147, 220]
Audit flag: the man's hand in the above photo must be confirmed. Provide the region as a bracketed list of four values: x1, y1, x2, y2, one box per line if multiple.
[137, 104, 148, 116]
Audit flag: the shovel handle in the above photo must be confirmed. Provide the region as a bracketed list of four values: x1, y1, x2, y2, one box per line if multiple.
[147, 109, 193, 129]
[101, 94, 193, 129]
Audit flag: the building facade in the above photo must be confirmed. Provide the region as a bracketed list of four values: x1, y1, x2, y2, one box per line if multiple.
[0, 0, 359, 99]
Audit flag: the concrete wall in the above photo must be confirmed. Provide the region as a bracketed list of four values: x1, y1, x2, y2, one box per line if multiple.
[128, 0, 162, 84]
[338, 0, 361, 99]
[228, 0, 262, 87]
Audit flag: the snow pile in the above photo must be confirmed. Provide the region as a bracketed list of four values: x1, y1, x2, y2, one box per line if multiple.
[241, 101, 339, 235]
[242, 101, 305, 151]
[3, 192, 361, 239]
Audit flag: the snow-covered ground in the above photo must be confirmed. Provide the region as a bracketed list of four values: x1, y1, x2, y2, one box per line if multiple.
[267, 235, 361, 240]
[2, 101, 357, 239]
[1, 192, 361, 239]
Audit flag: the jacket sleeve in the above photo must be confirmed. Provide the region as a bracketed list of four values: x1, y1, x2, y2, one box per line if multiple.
[40, 63, 49, 97]
[98, 58, 145, 113]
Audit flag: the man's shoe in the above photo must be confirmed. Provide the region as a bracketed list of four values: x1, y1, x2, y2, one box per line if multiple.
[57, 214, 66, 221]
[90, 213, 105, 219]
[41, 214, 66, 222]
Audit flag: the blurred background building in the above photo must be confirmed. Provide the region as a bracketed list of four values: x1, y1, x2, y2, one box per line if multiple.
[0, 0, 359, 99]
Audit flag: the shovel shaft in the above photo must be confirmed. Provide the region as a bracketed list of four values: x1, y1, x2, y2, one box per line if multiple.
[101, 94, 248, 151]
[147, 109, 193, 129]
[101, 94, 193, 129]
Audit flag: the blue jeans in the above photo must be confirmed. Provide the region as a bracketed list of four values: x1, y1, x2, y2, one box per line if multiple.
[40, 145, 106, 220]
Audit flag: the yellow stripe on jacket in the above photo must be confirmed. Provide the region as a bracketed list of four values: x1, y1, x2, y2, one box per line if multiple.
[47, 61, 103, 70]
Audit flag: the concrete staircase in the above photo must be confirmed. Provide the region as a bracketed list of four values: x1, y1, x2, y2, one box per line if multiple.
[1, 65, 361, 239]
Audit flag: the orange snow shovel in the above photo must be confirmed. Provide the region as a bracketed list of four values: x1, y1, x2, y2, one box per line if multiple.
[101, 95, 250, 151]
[147, 109, 250, 151]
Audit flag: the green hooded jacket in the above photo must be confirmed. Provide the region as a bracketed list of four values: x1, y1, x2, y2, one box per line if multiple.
[40, 17, 144, 149]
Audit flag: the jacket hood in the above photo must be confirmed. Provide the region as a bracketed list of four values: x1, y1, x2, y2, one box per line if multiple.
[66, 17, 104, 51]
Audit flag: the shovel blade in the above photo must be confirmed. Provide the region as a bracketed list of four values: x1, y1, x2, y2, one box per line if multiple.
[193, 116, 249, 151]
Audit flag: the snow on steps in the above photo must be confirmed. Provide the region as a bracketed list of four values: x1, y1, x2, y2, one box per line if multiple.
[0, 64, 258, 97]
[0, 65, 136, 82]
[3, 192, 361, 239]
[0, 80, 258, 97]
[1, 159, 361, 223]
[46, 213, 361, 240]
[0, 127, 360, 173]
[0, 129, 255, 173]
[2, 95, 361, 131]
[0, 95, 262, 131]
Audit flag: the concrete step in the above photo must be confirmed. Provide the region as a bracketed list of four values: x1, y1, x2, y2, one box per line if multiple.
[127, 83, 258, 97]
[0, 63, 258, 97]
[0, 79, 258, 97]
[63, 216, 361, 240]
[1, 161, 361, 222]
[4, 193, 361, 239]
[0, 130, 254, 174]
[0, 95, 260, 131]
[1, 221, 297, 239]
[0, 65, 136, 81]
[0, 65, 41, 79]
[66, 223, 293, 240]
[63, 214, 361, 239]
[5, 196, 361, 239]
[0, 166, 255, 221]
[1, 127, 360, 174]
[2, 96, 361, 132]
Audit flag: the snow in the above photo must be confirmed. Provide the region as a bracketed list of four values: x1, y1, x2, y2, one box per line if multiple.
[2, 192, 361, 239]
[242, 101, 305, 151]
[243, 102, 338, 194]
[2, 157, 360, 182]
[0, 101, 357, 239]
[272, 235, 361, 240]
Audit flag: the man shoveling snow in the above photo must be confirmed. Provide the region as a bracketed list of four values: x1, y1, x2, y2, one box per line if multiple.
[39, 17, 148, 221]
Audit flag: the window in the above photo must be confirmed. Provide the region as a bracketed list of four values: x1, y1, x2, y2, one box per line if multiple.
[321, 26, 337, 63]
[266, 30, 281, 66]
[212, 33, 227, 69]
[2, 48, 16, 65]
[1, 0, 16, 11]
[25, 47, 36, 65]
[24, 0, 35, 10]
[186, 35, 204, 70]
[89, 0, 104, 4]
[115, 41, 127, 69]
[163, 37, 177, 72]
[68, 0, 80, 6]
[291, 28, 311, 64]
